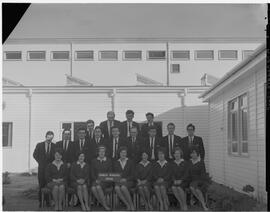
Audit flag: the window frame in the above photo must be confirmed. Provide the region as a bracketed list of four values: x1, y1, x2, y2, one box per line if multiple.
[3, 122, 13, 148]
[122, 50, 142, 61]
[27, 51, 46, 61]
[242, 50, 254, 60]
[171, 64, 180, 73]
[51, 51, 70, 61]
[218, 50, 238, 60]
[170, 50, 190, 61]
[4, 51, 22, 61]
[194, 50, 214, 60]
[99, 51, 118, 61]
[74, 50, 94, 61]
[147, 50, 166, 60]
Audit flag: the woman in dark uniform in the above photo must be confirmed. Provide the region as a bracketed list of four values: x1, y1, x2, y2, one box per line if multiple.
[135, 150, 153, 210]
[45, 149, 67, 211]
[113, 146, 135, 211]
[152, 147, 171, 211]
[70, 152, 90, 211]
[91, 145, 112, 211]
[189, 146, 209, 211]
[171, 147, 190, 210]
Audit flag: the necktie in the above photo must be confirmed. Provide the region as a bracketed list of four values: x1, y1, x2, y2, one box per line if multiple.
[80, 140, 83, 151]
[169, 135, 173, 158]
[151, 138, 155, 160]
[109, 122, 112, 136]
[46, 143, 50, 155]
[64, 141, 67, 151]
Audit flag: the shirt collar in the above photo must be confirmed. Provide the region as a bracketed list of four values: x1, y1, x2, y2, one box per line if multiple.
[174, 159, 184, 165]
[191, 156, 201, 164]
[139, 160, 150, 167]
[52, 160, 63, 167]
[97, 157, 107, 162]
[118, 157, 128, 163]
[77, 161, 86, 167]
[157, 160, 167, 167]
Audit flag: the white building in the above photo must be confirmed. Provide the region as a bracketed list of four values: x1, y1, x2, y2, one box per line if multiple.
[2, 4, 266, 177]
[201, 43, 266, 203]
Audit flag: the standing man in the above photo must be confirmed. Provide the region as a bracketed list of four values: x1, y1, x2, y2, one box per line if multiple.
[106, 126, 125, 160]
[86, 120, 95, 142]
[143, 126, 162, 161]
[141, 112, 162, 138]
[74, 127, 90, 164]
[120, 110, 140, 138]
[162, 123, 182, 161]
[100, 111, 121, 139]
[89, 126, 107, 161]
[181, 124, 205, 161]
[126, 127, 142, 163]
[33, 131, 56, 207]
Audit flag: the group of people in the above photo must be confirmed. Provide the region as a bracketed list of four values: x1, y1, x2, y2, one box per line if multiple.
[33, 110, 209, 211]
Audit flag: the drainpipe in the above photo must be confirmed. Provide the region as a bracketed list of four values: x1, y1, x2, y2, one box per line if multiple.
[166, 42, 170, 86]
[70, 42, 73, 76]
[255, 72, 260, 201]
[27, 89, 32, 175]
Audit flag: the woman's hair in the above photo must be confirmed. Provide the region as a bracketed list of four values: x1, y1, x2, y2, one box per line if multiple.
[173, 146, 183, 158]
[140, 149, 149, 157]
[54, 148, 63, 156]
[157, 147, 166, 155]
[97, 145, 106, 153]
[190, 145, 200, 156]
[76, 151, 85, 159]
[118, 146, 128, 154]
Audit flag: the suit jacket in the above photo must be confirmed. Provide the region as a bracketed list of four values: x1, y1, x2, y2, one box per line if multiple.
[56, 140, 76, 164]
[85, 130, 95, 143]
[162, 134, 182, 160]
[106, 137, 127, 160]
[113, 158, 135, 181]
[33, 141, 56, 170]
[73, 139, 91, 163]
[143, 136, 163, 161]
[100, 120, 121, 139]
[89, 137, 108, 161]
[181, 135, 205, 161]
[141, 122, 163, 138]
[120, 121, 140, 138]
[125, 136, 143, 163]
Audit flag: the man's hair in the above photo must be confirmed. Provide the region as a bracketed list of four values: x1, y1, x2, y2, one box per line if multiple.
[45, 131, 54, 137]
[86, 119, 95, 125]
[130, 126, 138, 131]
[145, 112, 154, 117]
[94, 126, 102, 132]
[148, 125, 157, 132]
[126, 110, 134, 115]
[167, 122, 175, 128]
[107, 111, 115, 116]
[62, 129, 71, 136]
[186, 123, 195, 131]
[77, 127, 87, 133]
[111, 126, 119, 131]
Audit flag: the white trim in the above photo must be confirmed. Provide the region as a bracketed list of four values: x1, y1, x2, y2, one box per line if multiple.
[3, 51, 22, 61]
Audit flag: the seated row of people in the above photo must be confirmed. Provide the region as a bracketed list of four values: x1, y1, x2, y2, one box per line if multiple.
[44, 145, 209, 211]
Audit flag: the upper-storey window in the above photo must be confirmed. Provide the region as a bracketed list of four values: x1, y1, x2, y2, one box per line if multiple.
[147, 51, 166, 60]
[4, 51, 22, 60]
[218, 50, 238, 60]
[123, 51, 142, 60]
[195, 50, 214, 60]
[171, 64, 180, 73]
[99, 51, 118, 61]
[27, 51, 46, 61]
[171, 50, 190, 60]
[51, 51, 70, 60]
[3, 122, 12, 147]
[242, 50, 254, 60]
[75, 51, 94, 60]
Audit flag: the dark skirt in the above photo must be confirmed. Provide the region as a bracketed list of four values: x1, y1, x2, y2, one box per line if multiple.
[190, 180, 208, 193]
[136, 181, 152, 190]
[92, 181, 113, 190]
[47, 181, 66, 190]
[153, 180, 169, 189]
[172, 181, 189, 190]
[115, 180, 135, 189]
[71, 182, 88, 190]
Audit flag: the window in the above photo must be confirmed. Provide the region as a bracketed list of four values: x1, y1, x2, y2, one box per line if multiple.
[242, 50, 254, 60]
[27, 51, 46, 60]
[171, 50, 190, 60]
[147, 51, 166, 60]
[218, 50, 238, 60]
[61, 122, 87, 141]
[123, 51, 142, 60]
[195, 50, 214, 60]
[3, 122, 12, 147]
[171, 64, 180, 73]
[4, 51, 22, 60]
[99, 51, 118, 60]
[75, 51, 94, 60]
[228, 93, 248, 156]
[51, 51, 70, 60]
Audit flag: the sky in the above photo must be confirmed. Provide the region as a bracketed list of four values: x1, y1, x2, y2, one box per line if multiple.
[8, 3, 267, 40]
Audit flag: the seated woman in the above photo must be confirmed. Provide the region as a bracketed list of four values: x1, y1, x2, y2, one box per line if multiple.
[113, 146, 135, 211]
[70, 152, 90, 211]
[45, 149, 67, 211]
[171, 147, 190, 210]
[152, 147, 171, 211]
[189, 146, 209, 211]
[91, 145, 112, 211]
[135, 150, 153, 210]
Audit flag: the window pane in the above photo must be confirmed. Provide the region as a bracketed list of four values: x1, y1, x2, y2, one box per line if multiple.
[171, 64, 180, 73]
[219, 50, 238, 60]
[171, 51, 190, 60]
[240, 94, 247, 107]
[242, 50, 254, 60]
[28, 51, 46, 60]
[241, 109, 248, 141]
[195, 50, 214, 60]
[2, 123, 12, 147]
[5, 51, 22, 60]
[76, 51, 94, 60]
[232, 142, 238, 153]
[124, 51, 142, 60]
[148, 51, 166, 60]
[52, 51, 69, 60]
[62, 123, 72, 130]
[232, 112, 238, 141]
[242, 142, 248, 153]
[100, 51, 118, 60]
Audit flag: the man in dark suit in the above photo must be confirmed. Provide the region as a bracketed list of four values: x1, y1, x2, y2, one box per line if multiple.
[85, 119, 95, 142]
[106, 126, 126, 160]
[89, 126, 108, 161]
[162, 122, 182, 161]
[56, 129, 75, 167]
[120, 110, 140, 138]
[143, 126, 162, 161]
[126, 126, 143, 163]
[141, 112, 162, 138]
[73, 127, 91, 164]
[181, 123, 205, 161]
[33, 131, 56, 207]
[100, 111, 121, 139]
